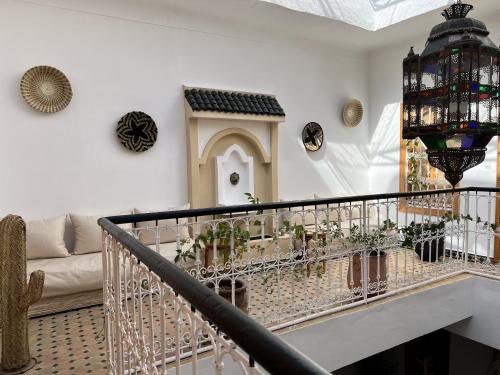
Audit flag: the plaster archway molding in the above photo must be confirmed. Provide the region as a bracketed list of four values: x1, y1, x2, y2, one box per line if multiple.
[199, 128, 271, 165]
[184, 86, 285, 209]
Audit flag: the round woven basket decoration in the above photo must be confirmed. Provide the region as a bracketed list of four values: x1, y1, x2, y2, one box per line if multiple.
[20, 66, 72, 113]
[302, 122, 324, 152]
[342, 99, 363, 128]
[116, 111, 158, 152]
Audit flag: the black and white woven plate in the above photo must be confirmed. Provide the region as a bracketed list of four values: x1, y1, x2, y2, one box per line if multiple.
[116, 111, 158, 152]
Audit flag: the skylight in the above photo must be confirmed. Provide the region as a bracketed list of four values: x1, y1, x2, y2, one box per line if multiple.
[258, 0, 454, 31]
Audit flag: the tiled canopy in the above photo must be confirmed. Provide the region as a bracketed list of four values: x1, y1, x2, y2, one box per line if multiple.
[184, 88, 285, 117]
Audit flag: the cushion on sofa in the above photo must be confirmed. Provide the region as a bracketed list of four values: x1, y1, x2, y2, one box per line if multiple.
[27, 238, 195, 298]
[147, 238, 195, 263]
[280, 197, 344, 227]
[70, 211, 132, 255]
[26, 215, 70, 259]
[27, 252, 102, 298]
[313, 194, 347, 222]
[134, 204, 191, 245]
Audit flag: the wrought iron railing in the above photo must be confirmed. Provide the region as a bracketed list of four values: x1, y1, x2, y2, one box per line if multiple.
[99, 187, 500, 374]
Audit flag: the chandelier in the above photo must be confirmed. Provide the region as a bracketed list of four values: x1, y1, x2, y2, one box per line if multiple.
[402, 0, 500, 187]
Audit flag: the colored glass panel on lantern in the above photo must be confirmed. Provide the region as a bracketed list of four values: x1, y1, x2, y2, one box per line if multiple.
[462, 135, 474, 148]
[472, 82, 479, 91]
[445, 134, 474, 149]
[449, 123, 458, 130]
[437, 139, 447, 150]
[470, 121, 478, 129]
[479, 85, 488, 93]
[421, 136, 439, 150]
[450, 84, 458, 92]
[424, 65, 437, 74]
[480, 93, 490, 100]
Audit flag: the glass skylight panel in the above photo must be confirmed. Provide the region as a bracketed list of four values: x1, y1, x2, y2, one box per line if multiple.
[259, 0, 454, 31]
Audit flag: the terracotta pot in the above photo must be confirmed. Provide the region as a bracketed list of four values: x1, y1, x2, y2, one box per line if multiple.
[347, 252, 387, 297]
[307, 258, 327, 276]
[206, 278, 248, 314]
[306, 239, 327, 275]
[204, 244, 231, 268]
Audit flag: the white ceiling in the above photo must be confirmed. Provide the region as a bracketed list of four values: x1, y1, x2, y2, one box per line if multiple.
[157, 0, 500, 52]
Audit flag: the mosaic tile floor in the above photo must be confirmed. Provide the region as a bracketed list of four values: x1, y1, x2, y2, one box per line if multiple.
[26, 306, 107, 374]
[11, 247, 471, 374]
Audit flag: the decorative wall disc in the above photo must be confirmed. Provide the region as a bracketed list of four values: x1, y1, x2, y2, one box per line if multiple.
[20, 66, 73, 113]
[302, 122, 324, 152]
[342, 99, 363, 128]
[116, 111, 158, 152]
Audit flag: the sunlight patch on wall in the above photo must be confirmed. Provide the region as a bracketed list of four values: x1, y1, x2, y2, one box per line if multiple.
[295, 137, 371, 197]
[369, 102, 401, 192]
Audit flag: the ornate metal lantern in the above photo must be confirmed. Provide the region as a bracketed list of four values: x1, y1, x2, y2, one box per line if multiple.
[403, 0, 500, 187]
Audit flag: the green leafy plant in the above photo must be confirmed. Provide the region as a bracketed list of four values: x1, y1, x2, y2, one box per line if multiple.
[348, 219, 397, 255]
[400, 213, 498, 250]
[281, 220, 305, 241]
[175, 193, 267, 265]
[195, 222, 251, 264]
[245, 192, 263, 226]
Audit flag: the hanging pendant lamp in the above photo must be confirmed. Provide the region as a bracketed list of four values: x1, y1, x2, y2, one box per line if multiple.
[402, 0, 500, 187]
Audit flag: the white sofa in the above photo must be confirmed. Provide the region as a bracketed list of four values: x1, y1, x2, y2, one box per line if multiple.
[27, 241, 189, 300]
[24, 208, 192, 316]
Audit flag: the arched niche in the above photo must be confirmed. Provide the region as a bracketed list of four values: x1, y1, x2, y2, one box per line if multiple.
[216, 144, 254, 206]
[184, 86, 285, 209]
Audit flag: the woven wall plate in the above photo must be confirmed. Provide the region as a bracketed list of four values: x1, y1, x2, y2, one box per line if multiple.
[116, 111, 158, 152]
[302, 122, 324, 152]
[342, 99, 363, 128]
[20, 66, 73, 113]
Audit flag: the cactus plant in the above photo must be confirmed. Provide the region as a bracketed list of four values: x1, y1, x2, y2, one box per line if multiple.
[0, 215, 44, 371]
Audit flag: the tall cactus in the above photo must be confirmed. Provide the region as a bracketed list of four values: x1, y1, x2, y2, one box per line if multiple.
[0, 215, 44, 371]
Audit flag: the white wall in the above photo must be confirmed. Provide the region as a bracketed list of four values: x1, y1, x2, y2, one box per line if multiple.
[368, 22, 500, 194]
[0, 0, 371, 220]
[281, 278, 473, 371]
[447, 277, 500, 350]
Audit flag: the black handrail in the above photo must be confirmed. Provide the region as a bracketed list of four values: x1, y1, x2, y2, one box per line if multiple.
[107, 186, 500, 225]
[99, 187, 500, 374]
[98, 217, 330, 375]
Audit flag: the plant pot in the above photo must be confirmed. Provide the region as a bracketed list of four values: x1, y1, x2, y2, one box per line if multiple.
[306, 239, 327, 276]
[204, 244, 231, 268]
[347, 252, 387, 297]
[307, 258, 327, 276]
[206, 278, 248, 314]
[414, 237, 445, 262]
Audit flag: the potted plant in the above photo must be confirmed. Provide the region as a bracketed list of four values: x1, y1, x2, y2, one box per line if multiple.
[281, 219, 306, 252]
[346, 220, 396, 297]
[305, 220, 344, 276]
[400, 220, 445, 262]
[202, 222, 251, 267]
[400, 213, 498, 262]
[176, 221, 251, 313]
[205, 278, 248, 314]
